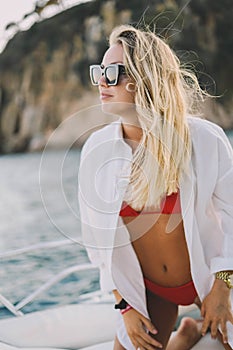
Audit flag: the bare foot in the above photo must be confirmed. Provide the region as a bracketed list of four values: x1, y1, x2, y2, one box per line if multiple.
[167, 317, 203, 350]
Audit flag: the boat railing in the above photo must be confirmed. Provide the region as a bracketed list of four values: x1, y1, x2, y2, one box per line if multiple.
[0, 239, 101, 317]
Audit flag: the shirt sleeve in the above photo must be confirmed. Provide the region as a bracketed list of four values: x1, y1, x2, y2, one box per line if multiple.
[78, 141, 116, 292]
[210, 128, 233, 272]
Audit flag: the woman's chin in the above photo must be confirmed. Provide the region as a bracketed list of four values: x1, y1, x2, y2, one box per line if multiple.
[101, 102, 122, 116]
[101, 101, 135, 117]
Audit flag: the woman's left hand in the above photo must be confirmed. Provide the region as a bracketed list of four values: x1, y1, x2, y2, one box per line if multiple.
[201, 279, 233, 344]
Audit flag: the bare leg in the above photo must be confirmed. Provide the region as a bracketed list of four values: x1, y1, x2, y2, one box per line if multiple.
[113, 335, 126, 350]
[147, 290, 203, 350]
[146, 289, 178, 349]
[113, 290, 178, 350]
[166, 317, 203, 350]
[114, 294, 232, 350]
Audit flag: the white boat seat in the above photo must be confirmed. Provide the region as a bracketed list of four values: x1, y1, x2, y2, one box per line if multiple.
[0, 303, 224, 350]
[0, 344, 66, 350]
[80, 334, 223, 350]
[0, 303, 117, 349]
[0, 334, 224, 350]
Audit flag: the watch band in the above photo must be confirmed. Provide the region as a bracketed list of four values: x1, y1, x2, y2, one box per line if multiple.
[215, 271, 230, 280]
[114, 298, 128, 310]
[215, 271, 233, 289]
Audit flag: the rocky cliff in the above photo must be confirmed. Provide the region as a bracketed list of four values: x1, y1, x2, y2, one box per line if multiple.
[0, 0, 232, 153]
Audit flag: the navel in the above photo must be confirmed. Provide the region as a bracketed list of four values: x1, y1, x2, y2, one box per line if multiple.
[163, 264, 168, 273]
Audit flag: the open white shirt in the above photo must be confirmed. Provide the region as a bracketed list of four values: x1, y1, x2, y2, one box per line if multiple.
[78, 116, 233, 348]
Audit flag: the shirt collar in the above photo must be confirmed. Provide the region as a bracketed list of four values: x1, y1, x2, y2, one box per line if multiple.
[113, 118, 132, 153]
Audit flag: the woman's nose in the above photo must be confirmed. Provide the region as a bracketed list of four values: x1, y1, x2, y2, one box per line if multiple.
[98, 74, 108, 87]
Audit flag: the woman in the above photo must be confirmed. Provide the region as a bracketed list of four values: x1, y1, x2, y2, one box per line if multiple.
[78, 25, 233, 350]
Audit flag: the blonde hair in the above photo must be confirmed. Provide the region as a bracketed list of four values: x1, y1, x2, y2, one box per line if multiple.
[109, 25, 206, 210]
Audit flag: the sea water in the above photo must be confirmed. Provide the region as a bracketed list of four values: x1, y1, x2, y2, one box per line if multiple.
[0, 130, 232, 318]
[0, 149, 99, 317]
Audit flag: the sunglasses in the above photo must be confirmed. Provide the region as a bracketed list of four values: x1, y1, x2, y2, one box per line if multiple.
[89, 64, 126, 86]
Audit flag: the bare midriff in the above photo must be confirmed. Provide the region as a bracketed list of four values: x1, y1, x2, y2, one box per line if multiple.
[122, 213, 192, 287]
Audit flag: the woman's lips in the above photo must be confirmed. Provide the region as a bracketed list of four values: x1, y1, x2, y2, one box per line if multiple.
[100, 93, 113, 100]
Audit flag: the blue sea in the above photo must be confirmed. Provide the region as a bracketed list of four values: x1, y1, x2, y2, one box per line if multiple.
[0, 130, 233, 319]
[0, 148, 99, 318]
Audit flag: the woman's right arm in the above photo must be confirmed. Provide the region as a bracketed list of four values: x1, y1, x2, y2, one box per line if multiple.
[113, 290, 162, 349]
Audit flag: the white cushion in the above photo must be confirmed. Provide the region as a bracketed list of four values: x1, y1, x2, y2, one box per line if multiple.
[0, 303, 223, 350]
[80, 334, 223, 350]
[0, 343, 66, 350]
[191, 333, 223, 349]
[80, 341, 114, 349]
[0, 304, 117, 349]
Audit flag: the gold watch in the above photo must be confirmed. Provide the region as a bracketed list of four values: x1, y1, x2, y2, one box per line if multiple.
[215, 271, 233, 289]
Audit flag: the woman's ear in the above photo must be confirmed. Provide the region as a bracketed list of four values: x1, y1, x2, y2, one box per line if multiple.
[126, 82, 137, 92]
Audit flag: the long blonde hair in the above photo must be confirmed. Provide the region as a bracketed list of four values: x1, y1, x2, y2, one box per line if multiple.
[109, 25, 206, 210]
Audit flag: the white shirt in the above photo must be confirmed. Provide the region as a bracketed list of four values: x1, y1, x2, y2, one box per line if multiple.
[78, 116, 233, 348]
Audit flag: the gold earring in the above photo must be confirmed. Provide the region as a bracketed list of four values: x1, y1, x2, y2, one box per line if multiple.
[126, 82, 137, 92]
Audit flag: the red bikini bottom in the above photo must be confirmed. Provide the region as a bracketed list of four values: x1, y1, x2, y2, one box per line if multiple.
[144, 277, 198, 306]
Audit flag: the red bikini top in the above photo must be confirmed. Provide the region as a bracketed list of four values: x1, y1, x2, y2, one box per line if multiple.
[119, 192, 181, 216]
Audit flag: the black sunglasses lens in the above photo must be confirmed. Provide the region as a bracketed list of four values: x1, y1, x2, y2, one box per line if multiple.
[105, 66, 117, 85]
[91, 67, 101, 85]
[90, 64, 125, 86]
